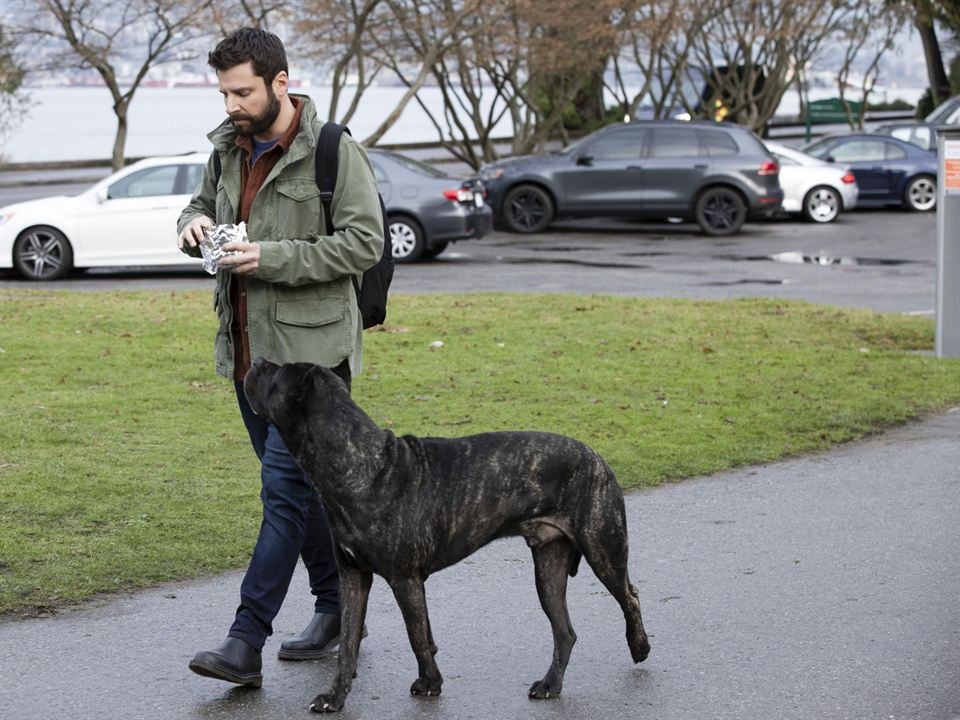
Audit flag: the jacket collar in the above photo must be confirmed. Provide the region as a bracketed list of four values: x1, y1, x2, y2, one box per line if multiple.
[207, 93, 319, 159]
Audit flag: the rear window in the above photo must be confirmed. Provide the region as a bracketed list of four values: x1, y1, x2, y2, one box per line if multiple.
[699, 130, 739, 156]
[771, 152, 798, 166]
[379, 153, 447, 179]
[649, 127, 700, 158]
[884, 143, 907, 160]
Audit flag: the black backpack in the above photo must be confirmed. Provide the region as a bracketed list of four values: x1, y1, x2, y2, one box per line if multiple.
[212, 122, 393, 329]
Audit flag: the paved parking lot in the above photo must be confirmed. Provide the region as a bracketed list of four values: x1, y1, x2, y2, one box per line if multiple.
[0, 207, 938, 315]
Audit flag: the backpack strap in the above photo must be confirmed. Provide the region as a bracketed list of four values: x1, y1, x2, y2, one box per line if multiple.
[316, 122, 349, 236]
[315, 122, 363, 299]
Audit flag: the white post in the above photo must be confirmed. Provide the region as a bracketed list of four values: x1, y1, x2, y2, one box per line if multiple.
[936, 126, 960, 358]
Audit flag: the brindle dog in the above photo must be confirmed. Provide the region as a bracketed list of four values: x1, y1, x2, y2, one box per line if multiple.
[243, 358, 650, 713]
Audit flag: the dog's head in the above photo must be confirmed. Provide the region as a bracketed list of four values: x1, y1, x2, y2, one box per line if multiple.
[243, 357, 350, 429]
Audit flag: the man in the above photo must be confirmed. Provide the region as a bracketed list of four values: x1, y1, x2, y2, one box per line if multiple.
[177, 27, 383, 687]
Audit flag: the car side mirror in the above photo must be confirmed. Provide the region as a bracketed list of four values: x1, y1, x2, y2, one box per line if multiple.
[95, 187, 109, 203]
[825, 155, 836, 164]
[576, 155, 593, 167]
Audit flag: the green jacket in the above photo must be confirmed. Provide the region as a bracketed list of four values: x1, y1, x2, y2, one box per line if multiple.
[178, 95, 383, 379]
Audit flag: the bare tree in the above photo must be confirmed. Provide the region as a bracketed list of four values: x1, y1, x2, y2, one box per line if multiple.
[0, 23, 32, 153]
[911, 0, 956, 106]
[297, 0, 390, 126]
[833, 1, 910, 129]
[209, 0, 290, 31]
[17, 0, 214, 170]
[360, 0, 487, 147]
[683, 0, 846, 133]
[607, 0, 706, 121]
[396, 0, 623, 167]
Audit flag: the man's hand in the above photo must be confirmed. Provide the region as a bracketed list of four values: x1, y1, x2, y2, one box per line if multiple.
[218, 241, 261, 276]
[178, 215, 214, 254]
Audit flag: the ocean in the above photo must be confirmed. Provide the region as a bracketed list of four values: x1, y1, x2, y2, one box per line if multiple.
[1, 85, 515, 163]
[2, 84, 926, 164]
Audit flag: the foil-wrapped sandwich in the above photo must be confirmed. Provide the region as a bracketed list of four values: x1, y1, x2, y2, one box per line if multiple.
[200, 222, 246, 275]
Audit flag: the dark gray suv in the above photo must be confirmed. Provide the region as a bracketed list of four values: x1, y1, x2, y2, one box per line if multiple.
[479, 120, 783, 236]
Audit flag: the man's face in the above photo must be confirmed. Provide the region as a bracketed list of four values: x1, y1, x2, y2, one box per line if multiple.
[217, 61, 284, 138]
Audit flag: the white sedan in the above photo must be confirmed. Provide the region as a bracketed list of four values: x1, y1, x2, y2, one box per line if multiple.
[0, 153, 208, 280]
[763, 141, 858, 223]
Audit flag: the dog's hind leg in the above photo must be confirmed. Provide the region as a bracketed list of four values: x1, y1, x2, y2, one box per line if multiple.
[310, 564, 373, 713]
[389, 577, 443, 698]
[528, 538, 578, 699]
[579, 529, 650, 664]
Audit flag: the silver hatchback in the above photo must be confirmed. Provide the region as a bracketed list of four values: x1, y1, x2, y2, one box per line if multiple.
[368, 150, 493, 263]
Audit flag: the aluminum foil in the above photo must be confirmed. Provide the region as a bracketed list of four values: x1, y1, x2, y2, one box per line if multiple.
[200, 222, 246, 275]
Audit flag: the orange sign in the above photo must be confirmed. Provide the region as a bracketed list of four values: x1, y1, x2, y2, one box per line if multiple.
[945, 140, 960, 194]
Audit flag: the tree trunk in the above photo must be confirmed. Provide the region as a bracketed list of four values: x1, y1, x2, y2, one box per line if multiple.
[915, 10, 951, 105]
[572, 69, 606, 127]
[112, 100, 128, 171]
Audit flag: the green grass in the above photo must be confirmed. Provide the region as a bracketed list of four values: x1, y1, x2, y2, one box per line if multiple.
[1, 289, 958, 615]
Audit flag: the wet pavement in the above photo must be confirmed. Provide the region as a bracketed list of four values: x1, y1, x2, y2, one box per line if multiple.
[0, 208, 940, 316]
[1, 410, 957, 720]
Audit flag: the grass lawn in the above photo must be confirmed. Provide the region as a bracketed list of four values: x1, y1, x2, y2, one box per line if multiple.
[1, 289, 958, 616]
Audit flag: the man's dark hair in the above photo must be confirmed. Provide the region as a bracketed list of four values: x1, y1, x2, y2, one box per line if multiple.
[208, 27, 288, 83]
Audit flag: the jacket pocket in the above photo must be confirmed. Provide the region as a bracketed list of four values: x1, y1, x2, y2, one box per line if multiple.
[276, 178, 321, 202]
[271, 295, 351, 366]
[275, 297, 344, 327]
[273, 178, 323, 239]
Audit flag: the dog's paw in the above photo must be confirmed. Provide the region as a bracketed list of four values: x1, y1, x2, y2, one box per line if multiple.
[410, 677, 442, 697]
[528, 680, 562, 700]
[310, 693, 344, 713]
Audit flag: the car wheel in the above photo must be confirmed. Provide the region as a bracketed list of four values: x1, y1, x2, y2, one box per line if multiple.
[423, 241, 449, 259]
[13, 226, 73, 280]
[802, 186, 841, 223]
[903, 175, 936, 212]
[694, 187, 746, 236]
[389, 215, 425, 263]
[502, 184, 554, 234]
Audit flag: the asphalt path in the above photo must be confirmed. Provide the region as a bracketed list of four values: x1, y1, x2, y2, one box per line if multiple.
[0, 411, 957, 720]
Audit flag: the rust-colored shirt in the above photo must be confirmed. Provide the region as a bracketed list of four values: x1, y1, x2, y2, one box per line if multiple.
[229, 97, 305, 381]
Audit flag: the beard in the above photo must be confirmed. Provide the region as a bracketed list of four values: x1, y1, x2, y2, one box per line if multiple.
[230, 87, 282, 138]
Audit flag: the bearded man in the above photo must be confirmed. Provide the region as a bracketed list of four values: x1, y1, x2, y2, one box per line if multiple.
[176, 27, 383, 687]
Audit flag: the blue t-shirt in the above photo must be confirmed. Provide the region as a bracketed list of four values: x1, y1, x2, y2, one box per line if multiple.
[251, 136, 279, 165]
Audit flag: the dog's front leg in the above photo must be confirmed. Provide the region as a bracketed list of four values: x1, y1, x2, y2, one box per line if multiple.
[388, 577, 443, 698]
[310, 564, 373, 713]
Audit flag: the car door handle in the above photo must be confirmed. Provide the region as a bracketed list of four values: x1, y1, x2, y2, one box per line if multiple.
[626, 165, 643, 171]
[694, 164, 708, 169]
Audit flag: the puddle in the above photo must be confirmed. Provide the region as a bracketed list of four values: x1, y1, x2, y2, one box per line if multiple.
[701, 279, 789, 286]
[496, 257, 647, 270]
[713, 252, 926, 267]
[526, 246, 598, 252]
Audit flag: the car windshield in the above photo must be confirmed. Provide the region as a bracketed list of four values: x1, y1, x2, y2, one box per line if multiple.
[925, 96, 960, 125]
[382, 153, 448, 178]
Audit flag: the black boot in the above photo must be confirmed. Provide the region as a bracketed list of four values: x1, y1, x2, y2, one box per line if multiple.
[278, 612, 342, 660]
[189, 637, 263, 687]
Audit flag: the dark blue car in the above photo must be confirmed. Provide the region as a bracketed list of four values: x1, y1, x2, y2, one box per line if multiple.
[801, 134, 937, 212]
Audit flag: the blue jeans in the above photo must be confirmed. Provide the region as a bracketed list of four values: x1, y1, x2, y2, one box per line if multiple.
[227, 366, 349, 651]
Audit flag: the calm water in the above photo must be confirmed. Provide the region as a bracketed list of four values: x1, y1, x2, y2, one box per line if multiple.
[2, 86, 515, 163]
[3, 84, 926, 164]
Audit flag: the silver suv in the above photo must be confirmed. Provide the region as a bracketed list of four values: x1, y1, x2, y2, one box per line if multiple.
[479, 120, 783, 236]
